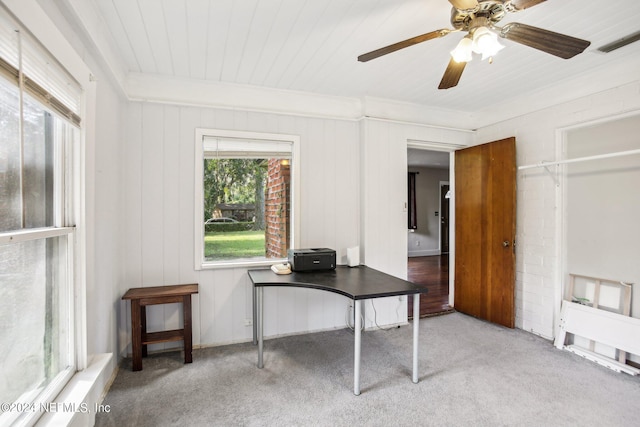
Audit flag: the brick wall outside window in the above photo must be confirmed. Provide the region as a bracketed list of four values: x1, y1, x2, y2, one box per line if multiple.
[265, 159, 290, 258]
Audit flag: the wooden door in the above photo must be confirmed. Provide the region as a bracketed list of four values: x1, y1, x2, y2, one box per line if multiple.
[454, 137, 516, 328]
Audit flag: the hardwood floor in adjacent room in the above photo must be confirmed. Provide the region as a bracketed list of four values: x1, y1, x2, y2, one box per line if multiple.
[408, 255, 453, 318]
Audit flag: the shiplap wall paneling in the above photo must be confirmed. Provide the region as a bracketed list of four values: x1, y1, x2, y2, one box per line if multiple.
[205, 268, 235, 344]
[320, 120, 338, 249]
[231, 268, 253, 340]
[361, 119, 390, 272]
[161, 105, 184, 343]
[122, 102, 143, 356]
[334, 120, 360, 264]
[178, 107, 202, 346]
[91, 73, 127, 356]
[140, 103, 171, 351]
[162, 105, 181, 285]
[140, 103, 165, 286]
[361, 119, 410, 328]
[122, 103, 361, 350]
[301, 118, 326, 246]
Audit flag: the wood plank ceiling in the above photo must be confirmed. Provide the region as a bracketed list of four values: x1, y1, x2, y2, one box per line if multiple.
[87, 0, 640, 114]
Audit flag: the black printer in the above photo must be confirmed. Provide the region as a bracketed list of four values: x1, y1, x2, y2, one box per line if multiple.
[287, 248, 336, 272]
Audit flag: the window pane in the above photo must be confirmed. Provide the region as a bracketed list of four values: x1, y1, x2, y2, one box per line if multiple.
[0, 76, 21, 231]
[23, 93, 54, 229]
[203, 157, 291, 262]
[0, 236, 71, 405]
[0, 80, 55, 231]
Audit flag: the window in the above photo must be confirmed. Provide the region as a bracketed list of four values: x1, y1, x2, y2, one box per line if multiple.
[0, 6, 81, 425]
[195, 129, 300, 268]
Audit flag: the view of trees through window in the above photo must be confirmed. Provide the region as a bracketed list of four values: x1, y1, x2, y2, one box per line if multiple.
[203, 157, 291, 261]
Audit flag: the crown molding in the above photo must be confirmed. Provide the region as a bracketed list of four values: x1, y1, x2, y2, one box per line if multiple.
[125, 72, 363, 121]
[125, 72, 484, 131]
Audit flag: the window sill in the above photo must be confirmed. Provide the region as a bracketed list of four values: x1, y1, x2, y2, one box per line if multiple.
[35, 353, 113, 427]
[198, 257, 287, 270]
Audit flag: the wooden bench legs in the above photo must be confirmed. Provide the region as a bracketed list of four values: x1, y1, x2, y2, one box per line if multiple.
[123, 284, 198, 371]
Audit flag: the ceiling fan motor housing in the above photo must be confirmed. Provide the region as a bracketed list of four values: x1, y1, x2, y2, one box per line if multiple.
[450, 0, 508, 31]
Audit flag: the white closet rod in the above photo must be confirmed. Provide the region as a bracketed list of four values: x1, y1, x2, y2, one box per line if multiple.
[518, 148, 640, 171]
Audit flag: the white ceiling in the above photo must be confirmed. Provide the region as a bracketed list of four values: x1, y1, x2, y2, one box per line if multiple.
[64, 0, 640, 121]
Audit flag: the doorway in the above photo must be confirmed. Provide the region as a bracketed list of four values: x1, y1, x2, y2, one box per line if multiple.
[440, 183, 450, 254]
[407, 147, 454, 317]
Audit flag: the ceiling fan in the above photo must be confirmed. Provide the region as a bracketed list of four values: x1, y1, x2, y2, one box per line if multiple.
[357, 0, 591, 89]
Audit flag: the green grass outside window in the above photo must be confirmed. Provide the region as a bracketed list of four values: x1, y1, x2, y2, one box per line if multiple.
[204, 230, 266, 260]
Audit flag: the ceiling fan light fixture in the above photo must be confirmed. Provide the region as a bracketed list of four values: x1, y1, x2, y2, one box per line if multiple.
[450, 37, 473, 63]
[472, 26, 505, 60]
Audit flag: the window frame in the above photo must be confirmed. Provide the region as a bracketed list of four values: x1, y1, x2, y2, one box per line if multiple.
[0, 112, 79, 426]
[0, 3, 87, 424]
[194, 128, 300, 270]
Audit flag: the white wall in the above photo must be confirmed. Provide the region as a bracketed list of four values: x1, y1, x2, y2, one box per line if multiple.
[476, 81, 640, 339]
[120, 103, 360, 354]
[360, 118, 473, 326]
[89, 77, 125, 355]
[565, 114, 640, 317]
[407, 167, 450, 257]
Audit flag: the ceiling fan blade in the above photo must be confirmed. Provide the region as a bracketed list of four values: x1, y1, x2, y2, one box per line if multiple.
[448, 0, 478, 10]
[509, 0, 547, 10]
[500, 23, 591, 59]
[438, 58, 467, 89]
[358, 29, 452, 62]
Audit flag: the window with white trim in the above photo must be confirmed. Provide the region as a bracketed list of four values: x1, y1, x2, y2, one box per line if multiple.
[195, 129, 299, 269]
[0, 6, 82, 425]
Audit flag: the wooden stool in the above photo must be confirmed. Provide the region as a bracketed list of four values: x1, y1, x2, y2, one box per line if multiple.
[122, 284, 199, 371]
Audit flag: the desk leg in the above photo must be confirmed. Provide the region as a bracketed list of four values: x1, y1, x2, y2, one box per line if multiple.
[257, 287, 264, 369]
[252, 284, 257, 345]
[131, 300, 143, 371]
[354, 299, 362, 396]
[183, 295, 193, 364]
[412, 293, 420, 384]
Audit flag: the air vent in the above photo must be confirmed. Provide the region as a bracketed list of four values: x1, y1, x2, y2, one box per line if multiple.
[597, 30, 640, 53]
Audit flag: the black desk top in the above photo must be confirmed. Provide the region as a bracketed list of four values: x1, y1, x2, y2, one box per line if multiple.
[248, 266, 428, 300]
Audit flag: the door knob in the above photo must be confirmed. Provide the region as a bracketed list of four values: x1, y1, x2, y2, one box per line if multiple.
[502, 240, 510, 247]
